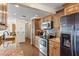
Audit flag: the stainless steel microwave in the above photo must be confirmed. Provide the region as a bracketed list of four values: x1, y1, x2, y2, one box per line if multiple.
[41, 21, 53, 30]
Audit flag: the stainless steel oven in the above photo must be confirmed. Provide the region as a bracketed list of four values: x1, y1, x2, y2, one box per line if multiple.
[40, 38, 47, 47]
[39, 38, 48, 56]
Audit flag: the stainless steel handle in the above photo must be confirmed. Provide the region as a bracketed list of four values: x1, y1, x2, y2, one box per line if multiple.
[71, 26, 74, 56]
[74, 31, 77, 56]
[71, 33, 73, 56]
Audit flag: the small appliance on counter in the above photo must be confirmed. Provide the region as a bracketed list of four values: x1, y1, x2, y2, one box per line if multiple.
[46, 29, 56, 38]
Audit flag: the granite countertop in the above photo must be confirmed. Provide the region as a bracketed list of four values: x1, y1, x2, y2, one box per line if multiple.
[0, 39, 24, 56]
[0, 49, 23, 56]
[0, 35, 15, 38]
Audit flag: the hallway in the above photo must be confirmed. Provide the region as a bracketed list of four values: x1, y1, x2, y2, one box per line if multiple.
[19, 39, 40, 56]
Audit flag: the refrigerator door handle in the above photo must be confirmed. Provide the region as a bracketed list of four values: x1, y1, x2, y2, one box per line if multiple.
[71, 33, 73, 56]
[74, 30, 77, 56]
[71, 26, 74, 56]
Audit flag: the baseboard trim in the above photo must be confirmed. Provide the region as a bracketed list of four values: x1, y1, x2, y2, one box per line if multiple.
[32, 44, 39, 51]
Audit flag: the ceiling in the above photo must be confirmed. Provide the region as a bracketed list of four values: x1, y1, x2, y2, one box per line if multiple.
[8, 3, 64, 21]
[23, 3, 64, 14]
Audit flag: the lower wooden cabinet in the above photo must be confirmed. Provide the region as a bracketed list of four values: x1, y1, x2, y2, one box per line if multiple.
[49, 40, 60, 56]
[33, 36, 40, 49]
[49, 45, 54, 56]
[49, 45, 60, 56]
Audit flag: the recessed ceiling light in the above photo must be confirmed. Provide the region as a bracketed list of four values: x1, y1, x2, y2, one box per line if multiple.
[25, 21, 28, 23]
[0, 11, 2, 13]
[14, 4, 19, 8]
[0, 10, 7, 13]
[14, 13, 16, 15]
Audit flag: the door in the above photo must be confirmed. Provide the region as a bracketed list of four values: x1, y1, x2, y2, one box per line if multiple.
[74, 13, 79, 56]
[12, 24, 16, 32]
[60, 14, 75, 56]
[16, 20, 25, 43]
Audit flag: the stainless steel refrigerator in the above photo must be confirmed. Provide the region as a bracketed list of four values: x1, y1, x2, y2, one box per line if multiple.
[60, 13, 79, 56]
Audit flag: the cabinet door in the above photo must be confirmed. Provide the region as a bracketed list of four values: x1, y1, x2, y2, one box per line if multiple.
[54, 46, 60, 56]
[16, 20, 25, 42]
[0, 4, 7, 30]
[49, 41, 60, 56]
[64, 4, 79, 15]
[12, 24, 16, 32]
[49, 45, 60, 56]
[34, 37, 39, 49]
[49, 45, 54, 56]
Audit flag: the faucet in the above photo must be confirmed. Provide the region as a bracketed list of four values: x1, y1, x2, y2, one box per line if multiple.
[2, 31, 9, 48]
[3, 31, 9, 40]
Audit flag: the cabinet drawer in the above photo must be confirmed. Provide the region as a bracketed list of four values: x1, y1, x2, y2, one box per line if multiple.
[49, 41, 60, 47]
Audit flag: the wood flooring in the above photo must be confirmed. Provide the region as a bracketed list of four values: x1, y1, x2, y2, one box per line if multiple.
[19, 39, 40, 56]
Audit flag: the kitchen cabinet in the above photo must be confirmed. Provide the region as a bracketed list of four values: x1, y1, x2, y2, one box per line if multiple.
[64, 3, 79, 15]
[49, 38, 60, 56]
[41, 15, 53, 22]
[0, 36, 2, 45]
[0, 3, 8, 30]
[46, 9, 63, 56]
[33, 36, 40, 49]
[35, 19, 41, 35]
[53, 9, 64, 37]
[49, 45, 60, 56]
[32, 18, 41, 47]
[32, 18, 41, 36]
[41, 15, 54, 30]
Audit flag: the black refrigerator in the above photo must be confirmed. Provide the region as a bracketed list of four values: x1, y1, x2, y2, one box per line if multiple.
[60, 13, 79, 56]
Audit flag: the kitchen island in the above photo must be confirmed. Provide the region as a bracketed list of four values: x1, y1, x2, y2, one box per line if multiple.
[0, 36, 24, 56]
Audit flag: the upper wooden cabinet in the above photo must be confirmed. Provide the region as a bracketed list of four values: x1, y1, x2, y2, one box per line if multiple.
[32, 18, 41, 36]
[0, 3, 8, 30]
[41, 15, 53, 22]
[53, 10, 64, 37]
[64, 3, 79, 15]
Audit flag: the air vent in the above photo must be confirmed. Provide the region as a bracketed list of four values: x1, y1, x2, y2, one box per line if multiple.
[22, 15, 26, 17]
